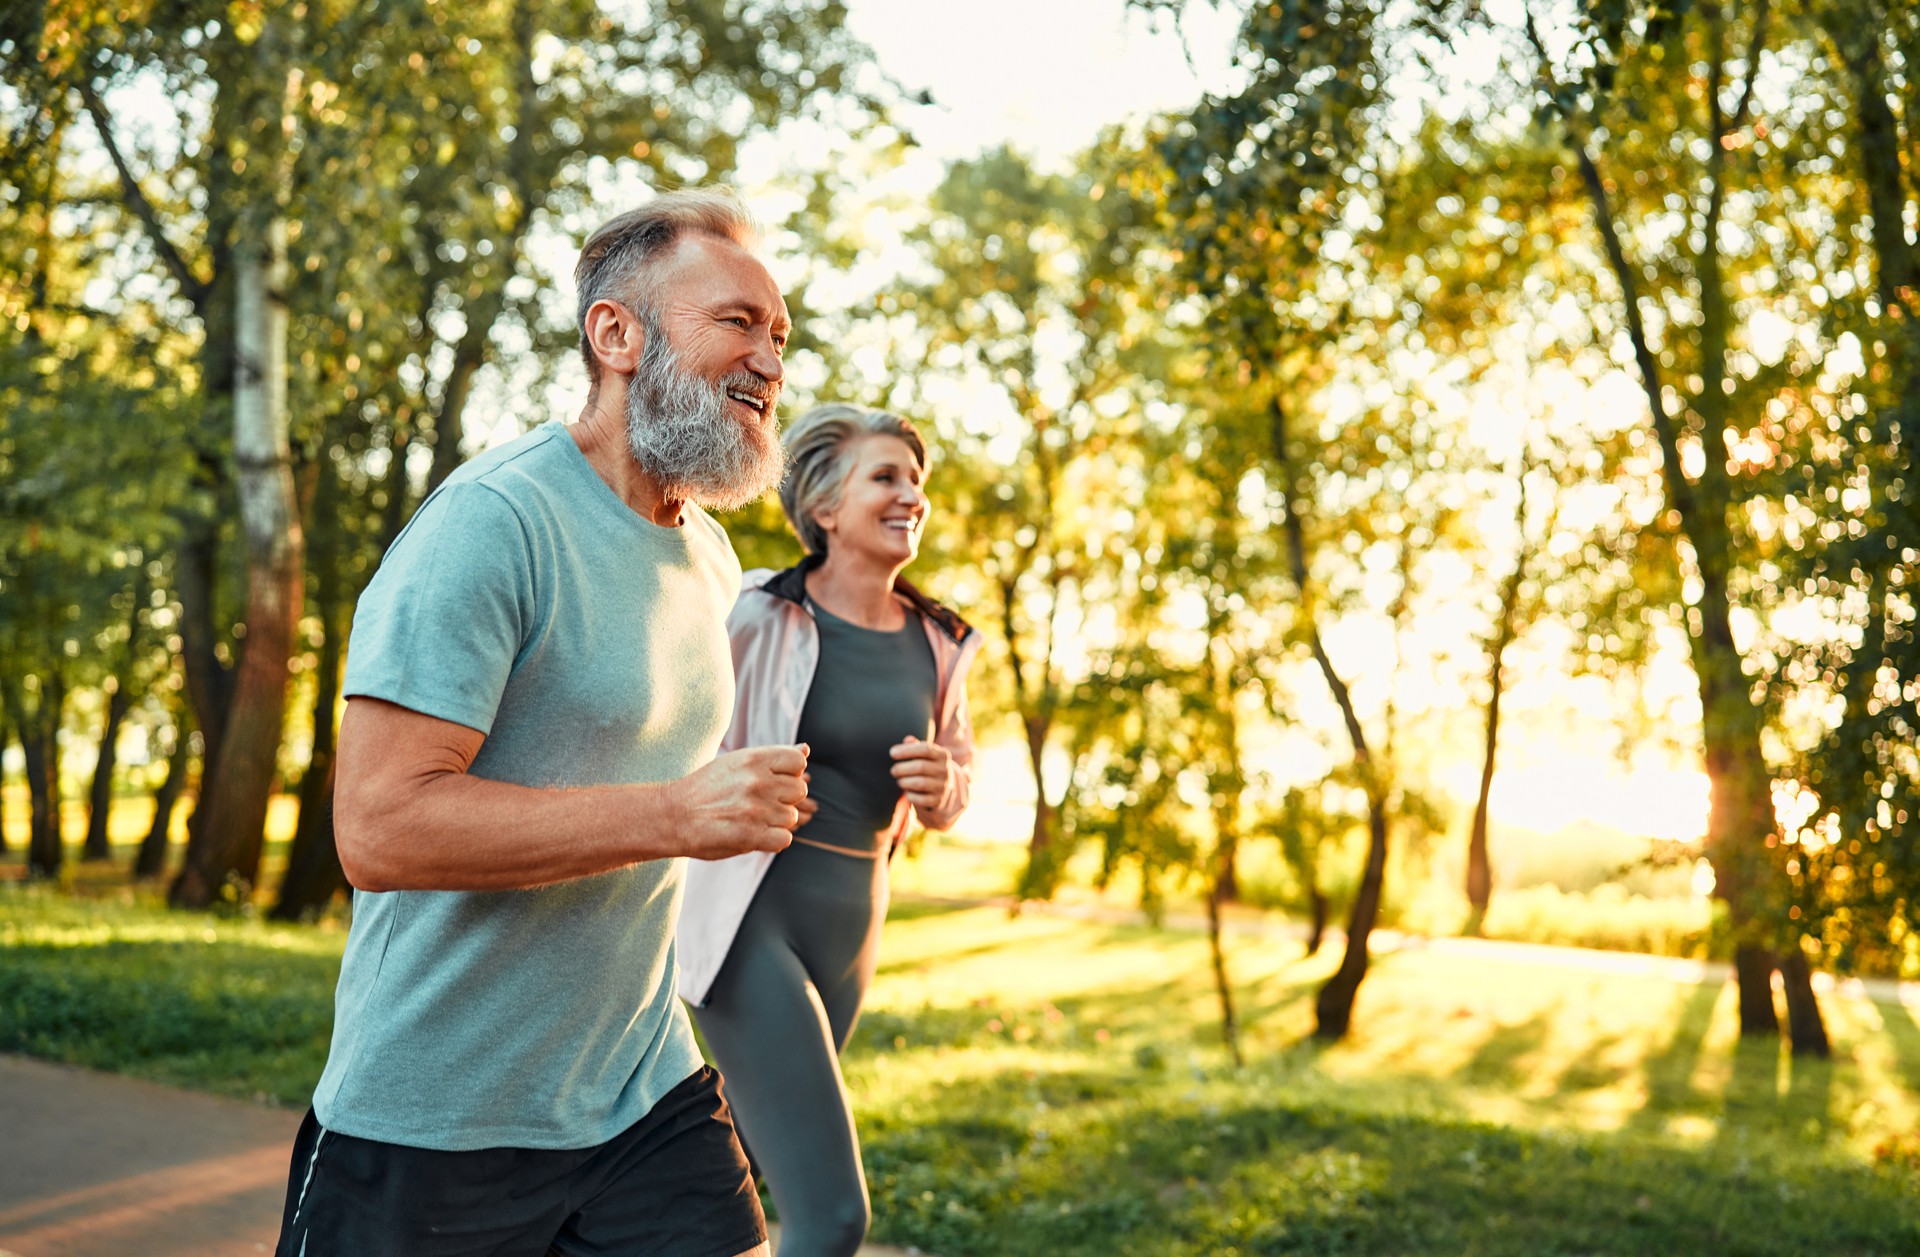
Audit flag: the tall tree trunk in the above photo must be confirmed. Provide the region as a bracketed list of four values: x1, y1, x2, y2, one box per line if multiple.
[1316, 800, 1388, 1041]
[172, 524, 233, 775]
[273, 756, 341, 918]
[0, 718, 11, 854]
[423, 0, 541, 498]
[172, 203, 303, 908]
[1015, 714, 1062, 901]
[1466, 461, 1531, 935]
[1305, 880, 1327, 958]
[1827, 12, 1919, 310]
[1204, 621, 1245, 1064]
[81, 682, 133, 861]
[1269, 396, 1391, 1040]
[1531, 3, 1792, 1040]
[1733, 944, 1780, 1036]
[83, 76, 234, 791]
[272, 596, 346, 918]
[5, 676, 67, 880]
[423, 292, 503, 496]
[134, 715, 193, 880]
[1779, 940, 1832, 1058]
[1205, 872, 1242, 1067]
[1008, 565, 1065, 902]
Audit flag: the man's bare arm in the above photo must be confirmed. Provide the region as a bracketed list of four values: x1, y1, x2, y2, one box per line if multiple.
[335, 697, 805, 893]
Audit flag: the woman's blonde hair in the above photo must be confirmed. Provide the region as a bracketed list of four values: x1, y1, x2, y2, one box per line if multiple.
[779, 404, 929, 555]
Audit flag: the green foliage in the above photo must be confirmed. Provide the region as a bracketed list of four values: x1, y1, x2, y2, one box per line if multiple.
[859, 1076, 1917, 1256]
[5, 880, 1918, 1251]
[0, 884, 340, 1102]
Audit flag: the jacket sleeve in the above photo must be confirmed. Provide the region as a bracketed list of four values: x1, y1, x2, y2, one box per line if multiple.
[717, 573, 774, 755]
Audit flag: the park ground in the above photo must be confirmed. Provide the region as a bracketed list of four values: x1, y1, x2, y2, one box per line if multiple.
[2, 805, 1919, 1254]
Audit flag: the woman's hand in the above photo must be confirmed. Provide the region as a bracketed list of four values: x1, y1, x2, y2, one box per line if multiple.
[889, 735, 956, 817]
[795, 773, 819, 825]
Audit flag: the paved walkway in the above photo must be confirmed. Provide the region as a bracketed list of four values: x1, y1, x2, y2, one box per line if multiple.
[0, 1055, 922, 1257]
[0, 1055, 296, 1257]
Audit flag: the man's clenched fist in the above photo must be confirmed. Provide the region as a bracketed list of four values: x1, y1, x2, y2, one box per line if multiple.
[672, 744, 810, 860]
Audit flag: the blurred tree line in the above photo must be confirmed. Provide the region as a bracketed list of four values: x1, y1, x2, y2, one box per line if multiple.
[1, 0, 1913, 1065]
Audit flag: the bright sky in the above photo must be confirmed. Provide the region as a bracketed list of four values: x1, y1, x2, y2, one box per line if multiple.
[841, 0, 1240, 165]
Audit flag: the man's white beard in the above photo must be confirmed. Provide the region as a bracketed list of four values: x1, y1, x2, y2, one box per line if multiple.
[625, 325, 784, 512]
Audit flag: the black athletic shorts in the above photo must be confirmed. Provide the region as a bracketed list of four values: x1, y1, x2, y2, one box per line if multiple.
[273, 1065, 765, 1257]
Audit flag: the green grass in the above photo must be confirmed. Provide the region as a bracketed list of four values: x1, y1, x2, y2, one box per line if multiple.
[0, 883, 343, 1104]
[846, 901, 1920, 1254]
[3, 856, 1917, 1253]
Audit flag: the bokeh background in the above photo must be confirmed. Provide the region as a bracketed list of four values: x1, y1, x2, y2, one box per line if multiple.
[2, 2, 1917, 1253]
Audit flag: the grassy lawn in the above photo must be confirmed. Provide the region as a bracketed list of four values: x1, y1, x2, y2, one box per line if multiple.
[3, 858, 1917, 1255]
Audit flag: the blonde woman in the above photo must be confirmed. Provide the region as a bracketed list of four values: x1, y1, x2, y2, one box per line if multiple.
[678, 404, 981, 1257]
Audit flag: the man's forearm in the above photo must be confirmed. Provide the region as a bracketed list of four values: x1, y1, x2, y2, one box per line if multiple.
[333, 698, 801, 891]
[338, 771, 684, 892]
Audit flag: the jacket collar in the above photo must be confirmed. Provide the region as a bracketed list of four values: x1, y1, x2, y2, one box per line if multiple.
[760, 554, 974, 646]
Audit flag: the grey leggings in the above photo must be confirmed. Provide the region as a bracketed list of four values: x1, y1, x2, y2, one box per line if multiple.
[692, 840, 888, 1257]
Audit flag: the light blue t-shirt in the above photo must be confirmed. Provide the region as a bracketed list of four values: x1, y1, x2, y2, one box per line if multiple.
[314, 421, 741, 1151]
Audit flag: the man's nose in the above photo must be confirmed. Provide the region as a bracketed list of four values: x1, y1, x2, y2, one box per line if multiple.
[748, 331, 784, 384]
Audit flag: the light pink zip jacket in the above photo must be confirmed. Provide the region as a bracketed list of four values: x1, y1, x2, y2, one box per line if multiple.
[676, 558, 983, 1008]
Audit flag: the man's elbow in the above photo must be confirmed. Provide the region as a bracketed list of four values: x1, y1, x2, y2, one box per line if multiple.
[334, 793, 404, 892]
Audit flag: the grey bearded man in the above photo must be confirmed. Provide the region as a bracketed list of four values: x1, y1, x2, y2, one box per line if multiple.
[273, 188, 806, 1257]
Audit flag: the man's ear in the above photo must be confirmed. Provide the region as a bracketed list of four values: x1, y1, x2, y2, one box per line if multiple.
[583, 300, 645, 376]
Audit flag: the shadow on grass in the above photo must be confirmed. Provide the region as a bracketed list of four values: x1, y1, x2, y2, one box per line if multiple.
[1874, 998, 1920, 1099]
[1457, 1007, 1554, 1090]
[875, 913, 1100, 977]
[858, 1065, 1920, 1257]
[1627, 979, 1724, 1135]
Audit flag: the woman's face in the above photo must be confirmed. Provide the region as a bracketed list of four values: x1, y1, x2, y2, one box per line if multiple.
[815, 434, 928, 568]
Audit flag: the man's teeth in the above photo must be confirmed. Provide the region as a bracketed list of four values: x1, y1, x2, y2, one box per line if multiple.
[727, 390, 765, 411]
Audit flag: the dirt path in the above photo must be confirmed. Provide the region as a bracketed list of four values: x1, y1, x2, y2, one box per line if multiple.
[0, 1054, 924, 1257]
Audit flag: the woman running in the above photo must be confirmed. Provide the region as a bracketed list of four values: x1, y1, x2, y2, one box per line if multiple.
[678, 403, 981, 1257]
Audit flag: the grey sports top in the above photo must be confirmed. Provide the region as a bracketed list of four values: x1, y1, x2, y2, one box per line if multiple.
[791, 599, 939, 854]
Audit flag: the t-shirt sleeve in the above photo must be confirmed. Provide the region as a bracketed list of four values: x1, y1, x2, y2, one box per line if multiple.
[342, 482, 534, 735]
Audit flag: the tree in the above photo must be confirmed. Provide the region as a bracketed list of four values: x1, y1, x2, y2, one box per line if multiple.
[81, 565, 157, 862]
[168, 15, 302, 905]
[7, 0, 874, 906]
[1767, 0, 1917, 1002]
[134, 701, 193, 880]
[900, 146, 1170, 900]
[1514, 0, 1830, 1050]
[1149, 0, 1420, 1040]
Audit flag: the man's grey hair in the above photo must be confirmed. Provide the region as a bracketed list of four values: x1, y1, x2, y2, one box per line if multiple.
[574, 188, 760, 385]
[779, 404, 929, 556]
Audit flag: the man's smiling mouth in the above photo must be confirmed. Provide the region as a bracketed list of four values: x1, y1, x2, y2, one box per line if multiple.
[726, 388, 770, 417]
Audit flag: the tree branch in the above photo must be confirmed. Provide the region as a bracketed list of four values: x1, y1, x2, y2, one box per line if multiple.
[1727, 0, 1772, 135]
[78, 79, 210, 311]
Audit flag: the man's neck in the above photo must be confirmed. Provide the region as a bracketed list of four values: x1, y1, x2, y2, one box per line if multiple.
[570, 389, 686, 527]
